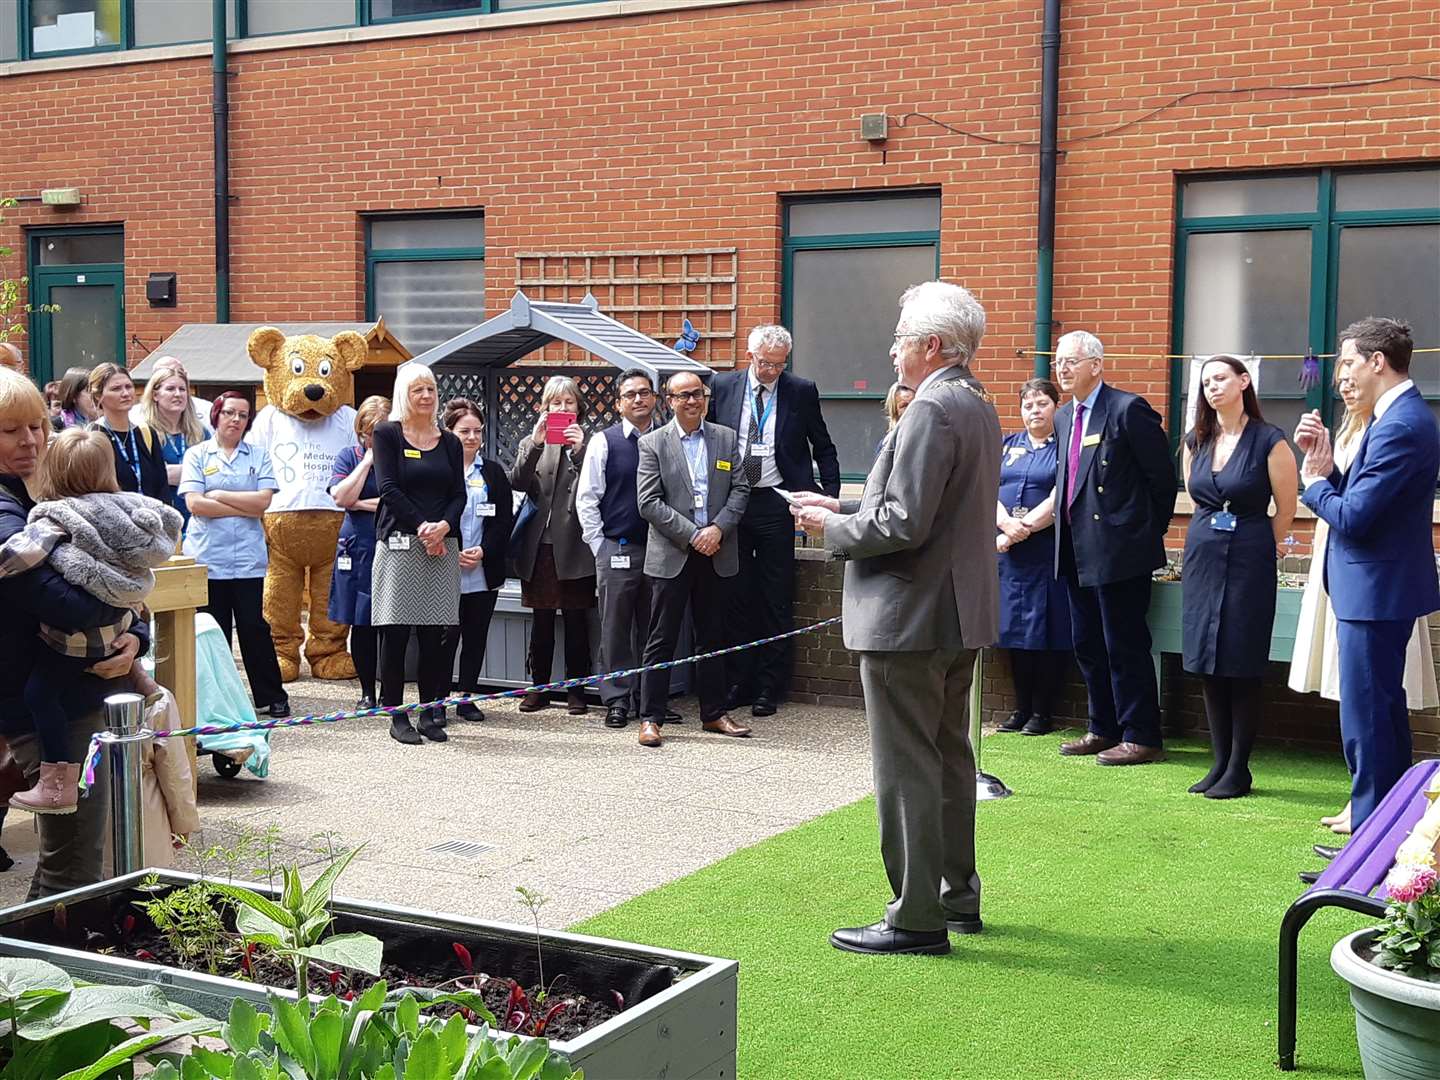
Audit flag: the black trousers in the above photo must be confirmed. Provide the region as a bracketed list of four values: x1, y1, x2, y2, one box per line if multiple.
[642, 552, 729, 723]
[444, 590, 500, 692]
[379, 625, 449, 712]
[203, 577, 286, 709]
[528, 608, 591, 686]
[350, 625, 378, 701]
[726, 488, 796, 698]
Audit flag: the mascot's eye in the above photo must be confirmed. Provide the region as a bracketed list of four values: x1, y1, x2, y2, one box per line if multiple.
[318, 360, 333, 378]
[289, 356, 305, 376]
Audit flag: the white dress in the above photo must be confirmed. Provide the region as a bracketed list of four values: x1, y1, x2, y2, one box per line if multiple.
[1286, 436, 1439, 707]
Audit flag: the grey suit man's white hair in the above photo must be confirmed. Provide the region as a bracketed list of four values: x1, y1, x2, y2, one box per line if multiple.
[898, 282, 986, 364]
[746, 325, 793, 355]
[1056, 329, 1104, 361]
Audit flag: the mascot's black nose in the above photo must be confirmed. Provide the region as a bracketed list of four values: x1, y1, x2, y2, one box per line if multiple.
[304, 384, 324, 402]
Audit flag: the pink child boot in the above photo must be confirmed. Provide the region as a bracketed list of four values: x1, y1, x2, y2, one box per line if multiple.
[9, 762, 81, 815]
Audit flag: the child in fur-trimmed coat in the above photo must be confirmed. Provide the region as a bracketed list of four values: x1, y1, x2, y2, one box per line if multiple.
[0, 428, 182, 816]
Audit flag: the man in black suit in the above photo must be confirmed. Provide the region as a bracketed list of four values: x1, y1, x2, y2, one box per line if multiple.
[1052, 330, 1176, 765]
[709, 325, 841, 716]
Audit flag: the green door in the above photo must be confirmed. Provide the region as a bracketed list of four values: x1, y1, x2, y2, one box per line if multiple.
[31, 267, 125, 385]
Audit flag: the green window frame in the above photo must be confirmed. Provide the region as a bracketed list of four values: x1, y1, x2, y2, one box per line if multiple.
[1171, 166, 1440, 457]
[781, 191, 942, 482]
[364, 211, 486, 356]
[361, 0, 595, 25]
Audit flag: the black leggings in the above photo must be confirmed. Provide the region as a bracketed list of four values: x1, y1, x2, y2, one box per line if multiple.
[1008, 648, 1069, 719]
[350, 625, 378, 702]
[203, 577, 286, 709]
[444, 591, 500, 692]
[379, 625, 449, 713]
[527, 608, 591, 686]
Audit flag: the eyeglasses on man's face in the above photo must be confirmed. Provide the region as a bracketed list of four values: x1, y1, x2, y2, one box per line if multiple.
[1053, 356, 1096, 371]
[668, 389, 707, 403]
[619, 389, 655, 402]
[753, 359, 787, 372]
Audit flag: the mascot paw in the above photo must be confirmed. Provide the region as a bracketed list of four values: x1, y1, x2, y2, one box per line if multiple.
[309, 653, 358, 681]
[277, 655, 302, 683]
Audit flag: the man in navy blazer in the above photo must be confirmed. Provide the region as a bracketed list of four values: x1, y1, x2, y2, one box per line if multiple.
[708, 325, 841, 715]
[1296, 317, 1440, 830]
[1052, 330, 1177, 766]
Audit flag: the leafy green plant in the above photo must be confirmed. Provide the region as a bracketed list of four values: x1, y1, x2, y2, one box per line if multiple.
[1372, 862, 1440, 981]
[0, 197, 58, 347]
[514, 887, 549, 1002]
[134, 873, 233, 976]
[212, 843, 383, 1000]
[0, 957, 217, 1080]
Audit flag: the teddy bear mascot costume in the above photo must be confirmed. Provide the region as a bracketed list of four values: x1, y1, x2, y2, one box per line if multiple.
[247, 327, 363, 682]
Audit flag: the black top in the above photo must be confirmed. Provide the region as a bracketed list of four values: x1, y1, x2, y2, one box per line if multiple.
[371, 421, 465, 543]
[91, 420, 171, 503]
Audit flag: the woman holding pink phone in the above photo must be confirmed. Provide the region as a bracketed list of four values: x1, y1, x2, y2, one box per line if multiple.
[508, 377, 596, 714]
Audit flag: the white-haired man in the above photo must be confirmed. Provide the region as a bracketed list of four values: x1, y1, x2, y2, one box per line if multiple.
[708, 325, 840, 716]
[1051, 330, 1176, 765]
[793, 281, 998, 955]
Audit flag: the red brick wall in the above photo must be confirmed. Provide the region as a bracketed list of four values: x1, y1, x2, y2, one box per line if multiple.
[2, 0, 1436, 403]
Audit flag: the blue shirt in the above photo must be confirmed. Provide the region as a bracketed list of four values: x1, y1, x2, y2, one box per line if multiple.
[178, 439, 278, 580]
[459, 457, 494, 595]
[1072, 381, 1104, 440]
[679, 425, 710, 528]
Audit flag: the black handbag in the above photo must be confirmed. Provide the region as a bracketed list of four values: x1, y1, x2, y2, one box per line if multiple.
[509, 494, 538, 547]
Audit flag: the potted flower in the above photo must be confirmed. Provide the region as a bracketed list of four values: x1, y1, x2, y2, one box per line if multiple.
[1330, 859, 1440, 1079]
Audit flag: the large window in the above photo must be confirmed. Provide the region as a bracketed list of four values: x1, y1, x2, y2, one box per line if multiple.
[365, 213, 486, 355]
[782, 192, 941, 479]
[1173, 166, 1440, 446]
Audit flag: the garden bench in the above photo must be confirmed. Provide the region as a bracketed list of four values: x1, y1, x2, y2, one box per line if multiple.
[1277, 757, 1440, 1071]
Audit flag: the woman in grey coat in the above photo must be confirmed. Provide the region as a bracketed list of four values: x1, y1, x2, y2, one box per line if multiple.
[509, 376, 596, 714]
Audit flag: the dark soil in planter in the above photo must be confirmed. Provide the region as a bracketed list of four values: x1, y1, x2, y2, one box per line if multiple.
[7, 885, 670, 1043]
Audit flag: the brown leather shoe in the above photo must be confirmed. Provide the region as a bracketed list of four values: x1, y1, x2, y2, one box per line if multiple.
[518, 692, 548, 713]
[1059, 732, 1118, 756]
[1096, 741, 1167, 766]
[637, 720, 662, 748]
[702, 715, 753, 738]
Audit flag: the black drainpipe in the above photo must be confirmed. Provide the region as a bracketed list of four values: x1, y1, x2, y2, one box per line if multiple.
[213, 0, 230, 322]
[1034, 0, 1061, 376]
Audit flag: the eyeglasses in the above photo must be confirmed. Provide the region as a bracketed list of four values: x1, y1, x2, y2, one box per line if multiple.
[893, 332, 928, 345]
[752, 360, 787, 372]
[619, 389, 655, 401]
[667, 389, 708, 403]
[1053, 357, 1095, 371]
[219, 408, 249, 420]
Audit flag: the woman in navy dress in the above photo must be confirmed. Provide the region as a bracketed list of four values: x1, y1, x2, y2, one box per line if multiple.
[995, 377, 1072, 736]
[328, 396, 389, 712]
[1182, 355, 1297, 799]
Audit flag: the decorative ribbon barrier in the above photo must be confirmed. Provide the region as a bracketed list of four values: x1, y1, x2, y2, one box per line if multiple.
[80, 615, 845, 791]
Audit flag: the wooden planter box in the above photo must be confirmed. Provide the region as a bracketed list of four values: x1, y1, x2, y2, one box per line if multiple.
[1147, 580, 1306, 663]
[0, 870, 737, 1080]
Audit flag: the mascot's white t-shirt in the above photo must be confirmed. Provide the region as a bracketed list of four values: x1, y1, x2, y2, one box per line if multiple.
[250, 406, 357, 513]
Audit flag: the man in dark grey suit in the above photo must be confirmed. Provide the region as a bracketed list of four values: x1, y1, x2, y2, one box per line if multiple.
[635, 371, 752, 749]
[794, 281, 1000, 956]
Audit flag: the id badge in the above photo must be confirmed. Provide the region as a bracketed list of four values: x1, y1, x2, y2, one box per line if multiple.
[693, 493, 705, 509]
[476, 502, 496, 517]
[387, 534, 412, 551]
[1212, 508, 1237, 532]
[750, 443, 774, 458]
[610, 554, 631, 570]
[337, 555, 353, 571]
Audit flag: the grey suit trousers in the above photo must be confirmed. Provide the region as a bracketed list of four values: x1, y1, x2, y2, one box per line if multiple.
[595, 538, 652, 711]
[859, 647, 981, 931]
[10, 711, 110, 900]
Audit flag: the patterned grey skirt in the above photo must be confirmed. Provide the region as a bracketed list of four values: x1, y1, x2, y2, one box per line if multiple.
[370, 536, 461, 627]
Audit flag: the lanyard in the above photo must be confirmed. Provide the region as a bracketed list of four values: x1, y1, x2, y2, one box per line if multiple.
[751, 384, 776, 441]
[681, 430, 706, 484]
[105, 424, 142, 488]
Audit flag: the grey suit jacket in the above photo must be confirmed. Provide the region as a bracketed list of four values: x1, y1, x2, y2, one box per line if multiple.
[636, 419, 750, 579]
[507, 434, 593, 582]
[824, 364, 1001, 652]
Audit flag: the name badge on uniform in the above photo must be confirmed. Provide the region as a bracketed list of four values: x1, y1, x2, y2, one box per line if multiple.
[337, 555, 353, 571]
[1212, 502, 1237, 532]
[468, 476, 485, 488]
[715, 459, 731, 471]
[610, 554, 631, 570]
[749, 443, 773, 459]
[1082, 433, 1102, 447]
[203, 464, 220, 476]
[693, 493, 705, 509]
[387, 534, 412, 551]
[403, 448, 422, 459]
[476, 502, 496, 517]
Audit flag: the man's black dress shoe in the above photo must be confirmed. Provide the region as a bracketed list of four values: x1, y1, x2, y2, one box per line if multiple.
[605, 705, 629, 729]
[268, 701, 291, 719]
[945, 914, 983, 935]
[663, 708, 683, 724]
[1020, 715, 1054, 736]
[998, 710, 1027, 732]
[724, 685, 751, 711]
[751, 694, 777, 718]
[830, 921, 951, 956]
[1299, 870, 1321, 885]
[355, 695, 376, 712]
[1313, 844, 1343, 861]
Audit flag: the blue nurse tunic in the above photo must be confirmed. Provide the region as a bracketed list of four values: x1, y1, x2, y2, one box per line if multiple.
[997, 430, 1072, 651]
[327, 444, 379, 627]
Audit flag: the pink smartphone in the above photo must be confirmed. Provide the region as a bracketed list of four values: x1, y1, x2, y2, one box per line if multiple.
[545, 411, 577, 445]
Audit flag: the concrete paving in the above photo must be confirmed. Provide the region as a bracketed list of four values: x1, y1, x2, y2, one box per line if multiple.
[0, 675, 877, 926]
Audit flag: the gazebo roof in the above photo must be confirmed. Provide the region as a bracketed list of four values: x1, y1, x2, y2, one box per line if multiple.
[408, 292, 709, 381]
[133, 319, 411, 384]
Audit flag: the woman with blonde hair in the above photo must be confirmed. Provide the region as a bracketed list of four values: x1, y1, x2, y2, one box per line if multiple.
[370, 365, 464, 744]
[508, 375, 595, 714]
[139, 358, 209, 525]
[328, 395, 391, 711]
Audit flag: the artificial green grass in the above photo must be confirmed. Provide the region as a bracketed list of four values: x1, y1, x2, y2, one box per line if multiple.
[573, 732, 1370, 1080]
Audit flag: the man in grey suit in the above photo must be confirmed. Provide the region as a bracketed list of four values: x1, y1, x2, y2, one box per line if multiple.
[635, 370, 753, 748]
[794, 281, 1000, 956]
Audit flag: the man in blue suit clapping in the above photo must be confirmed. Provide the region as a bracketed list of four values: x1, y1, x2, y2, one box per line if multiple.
[1297, 317, 1440, 830]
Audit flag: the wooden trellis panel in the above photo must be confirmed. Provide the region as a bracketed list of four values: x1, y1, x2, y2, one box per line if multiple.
[514, 249, 739, 368]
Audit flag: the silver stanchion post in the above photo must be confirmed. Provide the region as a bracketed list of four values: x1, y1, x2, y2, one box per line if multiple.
[101, 693, 148, 876]
[970, 648, 1012, 801]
